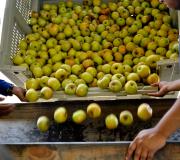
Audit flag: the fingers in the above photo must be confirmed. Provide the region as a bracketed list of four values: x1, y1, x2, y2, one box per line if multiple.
[140, 148, 148, 160]
[125, 141, 136, 160]
[147, 152, 154, 160]
[134, 145, 142, 160]
[150, 82, 159, 87]
[0, 97, 5, 101]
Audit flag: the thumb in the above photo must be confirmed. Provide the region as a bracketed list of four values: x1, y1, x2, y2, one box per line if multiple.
[0, 97, 5, 101]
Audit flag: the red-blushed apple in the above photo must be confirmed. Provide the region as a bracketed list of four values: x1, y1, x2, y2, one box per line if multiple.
[124, 80, 138, 94]
[25, 88, 39, 102]
[76, 84, 88, 97]
[147, 73, 160, 85]
[119, 110, 133, 126]
[37, 116, 50, 132]
[72, 109, 86, 124]
[40, 86, 53, 100]
[54, 107, 68, 123]
[47, 77, 61, 91]
[137, 103, 153, 121]
[105, 114, 118, 130]
[87, 103, 101, 118]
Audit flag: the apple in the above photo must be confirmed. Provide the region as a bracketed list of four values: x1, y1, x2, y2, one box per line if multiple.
[25, 88, 39, 102]
[47, 77, 61, 91]
[119, 110, 133, 126]
[105, 114, 118, 130]
[74, 79, 86, 86]
[55, 68, 68, 81]
[37, 116, 50, 132]
[80, 72, 93, 84]
[72, 109, 86, 124]
[25, 78, 40, 90]
[13, 54, 24, 65]
[62, 79, 73, 89]
[147, 73, 160, 85]
[39, 76, 49, 88]
[145, 55, 160, 69]
[46, 38, 57, 48]
[54, 107, 68, 123]
[137, 103, 153, 121]
[40, 86, 53, 100]
[64, 83, 76, 95]
[136, 64, 151, 78]
[124, 80, 138, 94]
[97, 76, 110, 89]
[102, 64, 111, 74]
[111, 73, 126, 86]
[86, 67, 97, 78]
[87, 103, 101, 118]
[32, 66, 43, 78]
[127, 73, 140, 83]
[111, 63, 123, 75]
[109, 79, 122, 92]
[76, 84, 88, 97]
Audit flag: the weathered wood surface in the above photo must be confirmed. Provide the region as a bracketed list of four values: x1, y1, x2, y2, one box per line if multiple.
[5, 143, 180, 160]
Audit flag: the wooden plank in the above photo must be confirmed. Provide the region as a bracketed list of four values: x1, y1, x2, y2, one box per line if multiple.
[5, 144, 180, 160]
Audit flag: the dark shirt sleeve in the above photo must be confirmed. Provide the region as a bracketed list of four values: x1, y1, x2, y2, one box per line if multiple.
[0, 79, 14, 96]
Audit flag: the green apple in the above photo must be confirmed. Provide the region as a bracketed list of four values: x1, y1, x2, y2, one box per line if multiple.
[145, 55, 160, 69]
[127, 73, 140, 83]
[137, 103, 153, 121]
[109, 79, 122, 92]
[47, 77, 61, 91]
[119, 110, 133, 126]
[25, 88, 39, 102]
[72, 109, 86, 124]
[111, 63, 123, 74]
[80, 72, 93, 84]
[76, 84, 88, 97]
[37, 116, 50, 132]
[74, 79, 86, 86]
[40, 76, 49, 88]
[13, 54, 24, 65]
[124, 80, 138, 94]
[86, 67, 97, 77]
[97, 76, 110, 89]
[40, 86, 53, 100]
[87, 103, 101, 118]
[136, 64, 151, 78]
[25, 78, 40, 90]
[62, 79, 73, 89]
[105, 114, 118, 130]
[54, 107, 68, 123]
[102, 64, 111, 74]
[55, 68, 68, 81]
[71, 64, 83, 76]
[111, 73, 126, 86]
[46, 38, 57, 48]
[32, 66, 43, 78]
[64, 83, 76, 95]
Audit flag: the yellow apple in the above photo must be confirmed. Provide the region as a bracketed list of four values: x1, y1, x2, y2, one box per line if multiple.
[137, 103, 153, 121]
[37, 116, 50, 132]
[105, 114, 118, 130]
[87, 103, 101, 118]
[54, 107, 68, 123]
[119, 110, 133, 126]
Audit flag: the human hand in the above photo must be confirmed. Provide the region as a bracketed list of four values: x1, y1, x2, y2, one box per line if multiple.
[0, 104, 15, 116]
[12, 86, 26, 101]
[125, 128, 166, 160]
[147, 81, 169, 97]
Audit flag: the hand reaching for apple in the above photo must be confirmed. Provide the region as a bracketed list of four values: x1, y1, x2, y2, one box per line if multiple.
[147, 81, 169, 97]
[12, 86, 27, 101]
[125, 128, 166, 160]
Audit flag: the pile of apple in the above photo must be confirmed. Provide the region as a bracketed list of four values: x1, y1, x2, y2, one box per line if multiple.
[12, 0, 179, 101]
[37, 102, 153, 132]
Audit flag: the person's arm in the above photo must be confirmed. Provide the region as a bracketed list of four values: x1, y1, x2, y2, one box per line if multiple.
[148, 80, 180, 97]
[125, 98, 180, 160]
[0, 79, 26, 101]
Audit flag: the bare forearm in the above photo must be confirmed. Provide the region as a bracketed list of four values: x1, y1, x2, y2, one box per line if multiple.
[155, 98, 180, 139]
[167, 80, 180, 92]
